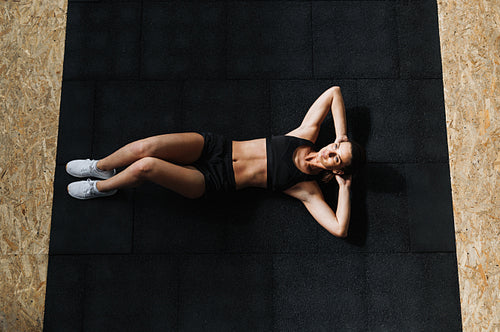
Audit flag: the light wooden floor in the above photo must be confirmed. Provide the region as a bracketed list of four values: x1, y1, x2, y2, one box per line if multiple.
[0, 0, 498, 330]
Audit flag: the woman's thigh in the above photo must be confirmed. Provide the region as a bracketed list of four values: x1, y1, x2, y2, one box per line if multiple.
[139, 132, 204, 165]
[143, 157, 205, 199]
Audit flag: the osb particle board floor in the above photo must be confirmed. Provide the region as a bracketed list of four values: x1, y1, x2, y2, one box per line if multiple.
[0, 0, 498, 331]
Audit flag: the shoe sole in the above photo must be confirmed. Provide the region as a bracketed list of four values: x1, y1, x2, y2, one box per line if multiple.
[66, 184, 117, 200]
[65, 163, 115, 180]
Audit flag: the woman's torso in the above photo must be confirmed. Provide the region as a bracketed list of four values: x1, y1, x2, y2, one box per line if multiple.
[231, 135, 317, 190]
[232, 138, 267, 190]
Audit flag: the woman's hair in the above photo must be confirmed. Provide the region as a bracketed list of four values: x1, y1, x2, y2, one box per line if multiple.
[320, 139, 366, 183]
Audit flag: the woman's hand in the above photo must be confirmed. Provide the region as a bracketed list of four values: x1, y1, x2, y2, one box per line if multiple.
[334, 135, 349, 144]
[335, 173, 352, 188]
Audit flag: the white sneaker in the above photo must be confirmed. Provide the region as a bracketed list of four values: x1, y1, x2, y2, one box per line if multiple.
[67, 179, 117, 200]
[66, 159, 116, 179]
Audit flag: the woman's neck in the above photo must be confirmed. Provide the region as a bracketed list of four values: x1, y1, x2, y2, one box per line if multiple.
[304, 150, 324, 173]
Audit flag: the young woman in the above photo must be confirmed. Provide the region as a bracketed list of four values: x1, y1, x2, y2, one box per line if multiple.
[66, 86, 365, 238]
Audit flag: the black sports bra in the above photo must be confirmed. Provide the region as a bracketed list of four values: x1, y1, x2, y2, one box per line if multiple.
[266, 135, 320, 191]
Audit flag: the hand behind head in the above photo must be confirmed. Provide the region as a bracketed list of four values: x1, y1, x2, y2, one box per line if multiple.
[335, 173, 352, 187]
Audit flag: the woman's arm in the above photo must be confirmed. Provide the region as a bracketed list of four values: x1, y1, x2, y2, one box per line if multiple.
[333, 174, 352, 233]
[284, 180, 352, 238]
[292, 86, 348, 143]
[331, 87, 348, 142]
[299, 87, 336, 132]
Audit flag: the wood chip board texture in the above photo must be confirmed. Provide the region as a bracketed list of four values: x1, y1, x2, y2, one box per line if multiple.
[0, 0, 498, 331]
[437, 0, 500, 331]
[0, 1, 66, 331]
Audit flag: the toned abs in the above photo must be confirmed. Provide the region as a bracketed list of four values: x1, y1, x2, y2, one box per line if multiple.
[232, 139, 267, 190]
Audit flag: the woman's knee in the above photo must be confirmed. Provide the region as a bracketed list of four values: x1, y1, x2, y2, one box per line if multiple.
[130, 157, 157, 178]
[129, 139, 155, 158]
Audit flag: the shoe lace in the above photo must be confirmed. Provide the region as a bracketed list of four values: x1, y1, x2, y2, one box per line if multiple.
[86, 178, 95, 196]
[81, 159, 94, 174]
[89, 160, 106, 174]
[88, 160, 97, 174]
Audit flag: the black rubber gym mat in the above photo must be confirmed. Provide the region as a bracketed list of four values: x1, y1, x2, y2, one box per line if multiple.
[45, 1, 461, 331]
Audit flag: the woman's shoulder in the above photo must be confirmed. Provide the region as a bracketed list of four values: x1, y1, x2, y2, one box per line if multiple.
[283, 180, 323, 201]
[284, 127, 317, 144]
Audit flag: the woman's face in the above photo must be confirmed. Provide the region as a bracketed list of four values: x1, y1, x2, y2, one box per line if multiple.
[318, 142, 352, 172]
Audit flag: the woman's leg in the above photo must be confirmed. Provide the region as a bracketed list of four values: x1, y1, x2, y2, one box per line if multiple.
[96, 132, 205, 171]
[96, 156, 205, 199]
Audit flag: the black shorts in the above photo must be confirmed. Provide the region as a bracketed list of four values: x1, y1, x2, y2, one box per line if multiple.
[192, 132, 236, 198]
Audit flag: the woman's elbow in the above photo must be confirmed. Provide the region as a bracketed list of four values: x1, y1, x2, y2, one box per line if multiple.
[333, 225, 348, 238]
[337, 230, 348, 238]
[329, 86, 342, 101]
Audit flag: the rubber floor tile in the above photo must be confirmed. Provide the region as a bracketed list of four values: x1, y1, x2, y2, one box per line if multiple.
[44, 255, 88, 331]
[63, 2, 141, 80]
[178, 254, 273, 331]
[227, 1, 312, 79]
[405, 163, 456, 252]
[273, 254, 368, 331]
[366, 253, 461, 330]
[50, 165, 134, 255]
[181, 80, 271, 139]
[56, 81, 95, 165]
[133, 183, 227, 254]
[357, 79, 448, 163]
[93, 81, 183, 157]
[142, 2, 226, 80]
[83, 255, 178, 331]
[312, 1, 399, 78]
[397, 0, 443, 79]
